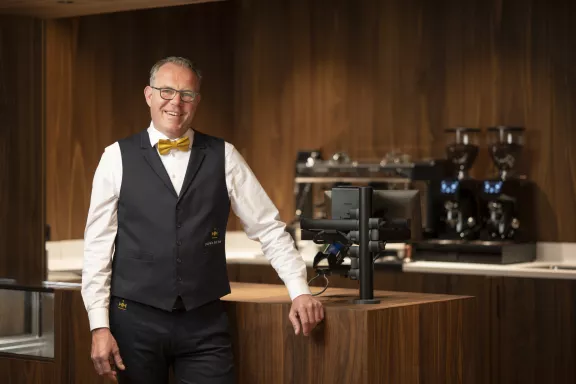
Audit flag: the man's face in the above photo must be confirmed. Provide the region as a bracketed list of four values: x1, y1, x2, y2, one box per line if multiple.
[144, 63, 201, 139]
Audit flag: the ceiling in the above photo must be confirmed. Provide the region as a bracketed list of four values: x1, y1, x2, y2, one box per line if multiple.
[0, 0, 225, 19]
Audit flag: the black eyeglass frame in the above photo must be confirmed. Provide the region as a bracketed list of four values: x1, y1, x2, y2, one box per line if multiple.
[150, 86, 200, 103]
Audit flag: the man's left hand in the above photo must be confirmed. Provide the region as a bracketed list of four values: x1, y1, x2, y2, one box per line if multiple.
[289, 294, 324, 336]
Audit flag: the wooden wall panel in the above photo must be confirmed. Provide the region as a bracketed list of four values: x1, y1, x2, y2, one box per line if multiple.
[0, 16, 45, 283]
[46, 0, 576, 242]
[45, 2, 235, 240]
[54, 289, 108, 383]
[233, 0, 576, 242]
[0, 358, 55, 384]
[0, 0, 224, 19]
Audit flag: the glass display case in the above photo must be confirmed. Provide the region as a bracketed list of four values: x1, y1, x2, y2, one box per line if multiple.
[0, 280, 80, 360]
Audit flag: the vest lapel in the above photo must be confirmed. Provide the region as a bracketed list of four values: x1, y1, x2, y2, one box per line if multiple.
[140, 131, 178, 198]
[178, 130, 206, 202]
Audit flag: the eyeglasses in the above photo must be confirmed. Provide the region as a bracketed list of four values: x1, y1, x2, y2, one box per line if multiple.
[150, 86, 199, 103]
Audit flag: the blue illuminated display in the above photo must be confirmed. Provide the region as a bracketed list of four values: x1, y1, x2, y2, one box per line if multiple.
[441, 180, 459, 194]
[483, 181, 503, 194]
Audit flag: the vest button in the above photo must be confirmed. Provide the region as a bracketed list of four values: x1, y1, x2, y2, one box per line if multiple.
[176, 223, 182, 228]
[176, 258, 182, 263]
[177, 276, 182, 282]
[177, 240, 182, 246]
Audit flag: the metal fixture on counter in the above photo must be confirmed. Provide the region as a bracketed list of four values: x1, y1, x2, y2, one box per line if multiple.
[300, 186, 420, 302]
[290, 149, 451, 251]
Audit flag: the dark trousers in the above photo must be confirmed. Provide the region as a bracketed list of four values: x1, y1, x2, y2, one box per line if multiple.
[109, 296, 235, 384]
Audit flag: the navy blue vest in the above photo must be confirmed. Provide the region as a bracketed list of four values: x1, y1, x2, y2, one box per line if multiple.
[110, 130, 231, 311]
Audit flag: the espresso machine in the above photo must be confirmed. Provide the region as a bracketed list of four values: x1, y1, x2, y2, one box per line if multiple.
[290, 149, 451, 252]
[478, 126, 536, 242]
[413, 126, 536, 264]
[435, 127, 483, 240]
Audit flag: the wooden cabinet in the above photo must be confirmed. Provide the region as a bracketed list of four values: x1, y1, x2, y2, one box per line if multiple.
[227, 263, 576, 384]
[370, 271, 494, 384]
[226, 282, 474, 384]
[493, 277, 576, 384]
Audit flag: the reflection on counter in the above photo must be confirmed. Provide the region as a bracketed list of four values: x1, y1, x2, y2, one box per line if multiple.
[0, 288, 54, 358]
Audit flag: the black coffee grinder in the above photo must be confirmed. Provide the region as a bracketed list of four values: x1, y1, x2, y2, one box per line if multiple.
[413, 126, 536, 264]
[436, 127, 483, 240]
[479, 126, 536, 242]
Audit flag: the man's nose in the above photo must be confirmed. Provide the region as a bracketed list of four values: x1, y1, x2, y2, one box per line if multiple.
[170, 92, 183, 105]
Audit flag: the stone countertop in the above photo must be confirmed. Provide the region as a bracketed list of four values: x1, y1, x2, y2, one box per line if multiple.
[46, 233, 576, 281]
[228, 240, 576, 280]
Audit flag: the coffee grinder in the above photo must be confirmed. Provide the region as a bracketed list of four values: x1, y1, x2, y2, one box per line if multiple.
[413, 126, 537, 264]
[436, 127, 483, 240]
[479, 126, 536, 242]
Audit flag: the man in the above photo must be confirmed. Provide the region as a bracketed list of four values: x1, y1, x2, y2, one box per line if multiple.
[82, 56, 324, 383]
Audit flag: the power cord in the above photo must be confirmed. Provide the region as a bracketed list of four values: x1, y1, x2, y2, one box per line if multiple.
[308, 273, 330, 296]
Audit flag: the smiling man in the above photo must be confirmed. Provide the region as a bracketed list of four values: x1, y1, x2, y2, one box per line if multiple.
[81, 56, 324, 383]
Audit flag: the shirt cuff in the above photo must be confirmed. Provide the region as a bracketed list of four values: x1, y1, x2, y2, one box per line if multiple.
[88, 307, 110, 331]
[285, 278, 312, 300]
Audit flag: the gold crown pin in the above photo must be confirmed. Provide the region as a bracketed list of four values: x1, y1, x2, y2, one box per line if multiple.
[118, 300, 127, 310]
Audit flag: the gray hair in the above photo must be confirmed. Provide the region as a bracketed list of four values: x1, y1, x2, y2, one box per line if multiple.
[149, 56, 203, 87]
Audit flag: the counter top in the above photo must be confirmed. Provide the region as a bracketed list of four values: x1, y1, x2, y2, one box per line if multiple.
[226, 254, 576, 280]
[403, 260, 576, 279]
[224, 282, 470, 309]
[227, 240, 576, 280]
[44, 233, 576, 281]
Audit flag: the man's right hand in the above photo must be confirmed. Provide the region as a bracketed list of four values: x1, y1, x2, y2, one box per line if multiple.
[91, 328, 125, 382]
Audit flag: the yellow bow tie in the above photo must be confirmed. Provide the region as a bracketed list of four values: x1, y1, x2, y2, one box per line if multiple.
[157, 136, 190, 155]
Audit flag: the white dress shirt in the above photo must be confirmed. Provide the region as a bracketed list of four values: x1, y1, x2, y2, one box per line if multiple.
[82, 123, 310, 331]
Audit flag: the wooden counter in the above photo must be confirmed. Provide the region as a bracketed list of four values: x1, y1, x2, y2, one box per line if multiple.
[0, 282, 475, 383]
[225, 282, 475, 384]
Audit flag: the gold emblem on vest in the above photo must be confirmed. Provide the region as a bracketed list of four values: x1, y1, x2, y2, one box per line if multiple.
[205, 228, 222, 246]
[118, 300, 128, 310]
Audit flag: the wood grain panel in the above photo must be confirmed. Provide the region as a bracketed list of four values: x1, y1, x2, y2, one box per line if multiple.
[225, 282, 475, 384]
[45, 2, 235, 240]
[54, 289, 108, 384]
[0, 357, 55, 384]
[0, 0, 224, 19]
[0, 15, 45, 284]
[232, 0, 576, 242]
[45, 0, 576, 242]
[228, 262, 576, 384]
[0, 284, 473, 383]
[495, 277, 576, 384]
[0, 288, 115, 383]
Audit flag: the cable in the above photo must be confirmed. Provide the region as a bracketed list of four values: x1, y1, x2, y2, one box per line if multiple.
[308, 273, 330, 296]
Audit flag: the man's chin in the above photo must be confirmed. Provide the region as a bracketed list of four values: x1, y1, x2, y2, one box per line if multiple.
[166, 124, 183, 132]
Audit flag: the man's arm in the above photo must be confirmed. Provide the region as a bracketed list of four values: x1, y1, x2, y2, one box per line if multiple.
[82, 143, 125, 380]
[225, 143, 324, 335]
[82, 143, 120, 331]
[225, 144, 309, 298]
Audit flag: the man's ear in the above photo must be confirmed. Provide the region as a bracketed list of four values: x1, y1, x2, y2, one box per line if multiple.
[144, 86, 153, 107]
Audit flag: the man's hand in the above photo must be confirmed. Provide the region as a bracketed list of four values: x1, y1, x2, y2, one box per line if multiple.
[91, 328, 125, 382]
[289, 294, 324, 336]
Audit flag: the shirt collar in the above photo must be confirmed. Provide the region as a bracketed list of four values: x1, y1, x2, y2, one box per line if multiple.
[147, 122, 194, 148]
